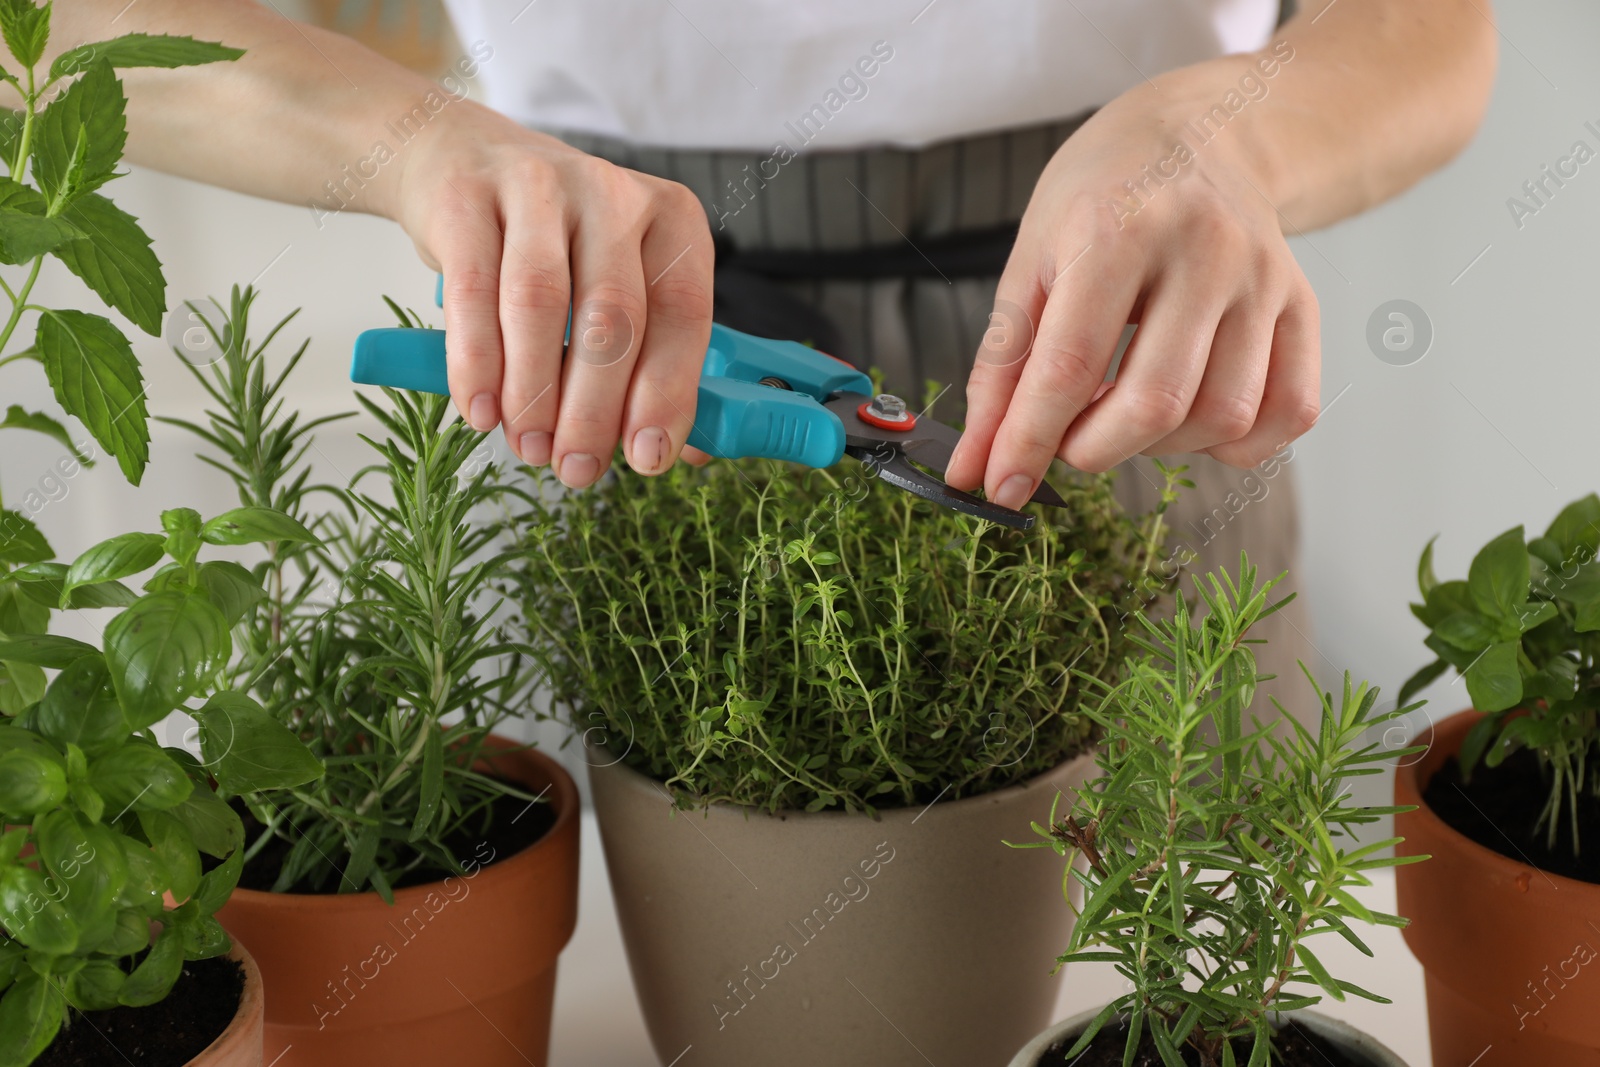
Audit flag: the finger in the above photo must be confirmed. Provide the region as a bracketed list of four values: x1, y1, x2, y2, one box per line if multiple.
[551, 205, 650, 489]
[432, 184, 508, 432]
[496, 195, 572, 467]
[680, 444, 712, 467]
[981, 244, 1142, 506]
[943, 250, 1044, 492]
[1205, 289, 1321, 468]
[1140, 299, 1272, 456]
[620, 186, 713, 476]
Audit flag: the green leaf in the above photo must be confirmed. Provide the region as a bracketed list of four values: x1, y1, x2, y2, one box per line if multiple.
[1463, 640, 1522, 714]
[0, 866, 77, 954]
[1395, 659, 1448, 710]
[191, 839, 241, 916]
[0, 178, 81, 263]
[99, 908, 149, 956]
[0, 0, 50, 68]
[50, 34, 244, 79]
[35, 810, 125, 933]
[192, 691, 323, 792]
[200, 506, 318, 546]
[33, 58, 124, 204]
[0, 974, 63, 1067]
[63, 530, 163, 599]
[37, 308, 147, 484]
[410, 725, 442, 842]
[1432, 611, 1499, 650]
[36, 654, 129, 754]
[138, 810, 199, 902]
[196, 560, 264, 627]
[51, 192, 164, 336]
[0, 404, 91, 464]
[89, 743, 192, 814]
[0, 634, 95, 668]
[1467, 527, 1529, 620]
[1417, 536, 1438, 596]
[64, 959, 125, 1012]
[0, 744, 66, 815]
[178, 913, 230, 960]
[1544, 493, 1600, 562]
[104, 590, 229, 728]
[10, 563, 132, 610]
[167, 782, 242, 859]
[0, 510, 50, 565]
[118, 924, 183, 1006]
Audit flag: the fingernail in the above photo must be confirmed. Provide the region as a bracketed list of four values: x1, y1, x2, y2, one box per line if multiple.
[468, 392, 498, 432]
[519, 431, 552, 466]
[994, 474, 1034, 511]
[630, 426, 669, 474]
[559, 452, 599, 489]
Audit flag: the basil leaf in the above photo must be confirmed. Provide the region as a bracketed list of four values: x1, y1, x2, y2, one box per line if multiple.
[138, 810, 200, 902]
[167, 784, 243, 860]
[200, 506, 317, 546]
[1544, 492, 1600, 563]
[0, 867, 77, 954]
[0, 745, 67, 817]
[1463, 640, 1522, 713]
[10, 564, 133, 610]
[118, 925, 184, 1007]
[193, 691, 323, 792]
[192, 842, 241, 916]
[0, 974, 63, 1067]
[0, 634, 96, 668]
[89, 743, 192, 814]
[1466, 526, 1529, 620]
[35, 811, 125, 933]
[104, 590, 229, 728]
[36, 655, 129, 754]
[63, 531, 163, 599]
[64, 958, 126, 1012]
[196, 560, 264, 627]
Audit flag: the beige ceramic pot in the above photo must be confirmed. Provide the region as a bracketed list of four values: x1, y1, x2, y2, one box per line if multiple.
[589, 749, 1098, 1067]
[1007, 1007, 1409, 1066]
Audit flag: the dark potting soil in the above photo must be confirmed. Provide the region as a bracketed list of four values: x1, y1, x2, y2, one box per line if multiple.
[1424, 747, 1600, 884]
[1038, 1020, 1360, 1067]
[32, 955, 244, 1067]
[234, 780, 557, 894]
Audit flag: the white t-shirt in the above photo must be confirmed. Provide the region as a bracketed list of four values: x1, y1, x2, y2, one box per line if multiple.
[441, 1, 1281, 151]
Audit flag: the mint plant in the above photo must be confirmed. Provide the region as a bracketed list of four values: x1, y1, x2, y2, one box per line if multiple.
[167, 289, 541, 900]
[1021, 561, 1421, 1067]
[0, 505, 322, 1066]
[1397, 493, 1600, 853]
[0, 0, 241, 488]
[513, 426, 1180, 814]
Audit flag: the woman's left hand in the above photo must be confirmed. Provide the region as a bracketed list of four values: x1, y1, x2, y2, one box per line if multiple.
[945, 55, 1321, 509]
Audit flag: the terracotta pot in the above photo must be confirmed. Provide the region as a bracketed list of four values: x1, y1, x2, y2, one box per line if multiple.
[1396, 709, 1600, 1066]
[589, 748, 1099, 1067]
[217, 741, 579, 1067]
[1007, 1006, 1409, 1066]
[189, 940, 265, 1067]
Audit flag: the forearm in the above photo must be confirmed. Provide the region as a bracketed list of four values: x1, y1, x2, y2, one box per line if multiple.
[50, 0, 476, 220]
[1105, 0, 1499, 231]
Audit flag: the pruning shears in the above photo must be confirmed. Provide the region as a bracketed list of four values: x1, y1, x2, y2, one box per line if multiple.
[349, 277, 1065, 529]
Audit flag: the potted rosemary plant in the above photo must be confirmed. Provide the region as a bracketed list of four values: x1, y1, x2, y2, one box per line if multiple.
[165, 290, 579, 1067]
[1010, 561, 1418, 1067]
[0, 505, 324, 1067]
[1392, 494, 1600, 1067]
[513, 439, 1179, 1065]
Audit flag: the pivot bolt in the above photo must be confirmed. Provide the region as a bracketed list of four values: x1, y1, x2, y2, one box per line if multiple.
[868, 394, 907, 421]
[857, 393, 917, 432]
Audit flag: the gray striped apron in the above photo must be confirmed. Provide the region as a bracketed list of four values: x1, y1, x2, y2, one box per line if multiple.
[555, 113, 1319, 719]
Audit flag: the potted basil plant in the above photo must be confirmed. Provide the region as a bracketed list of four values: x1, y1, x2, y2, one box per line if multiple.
[1011, 560, 1420, 1067]
[165, 289, 579, 1067]
[1393, 493, 1600, 1067]
[513, 431, 1181, 1067]
[0, 503, 324, 1067]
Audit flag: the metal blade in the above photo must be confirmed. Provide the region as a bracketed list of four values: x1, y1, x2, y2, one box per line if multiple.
[825, 392, 1069, 510]
[850, 447, 1034, 530]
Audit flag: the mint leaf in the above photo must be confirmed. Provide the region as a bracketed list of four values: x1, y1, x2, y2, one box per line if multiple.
[33, 58, 124, 204]
[37, 308, 147, 483]
[0, 177, 80, 262]
[0, 508, 50, 564]
[0, 0, 50, 68]
[52, 193, 164, 334]
[50, 33, 243, 79]
[0, 403, 91, 462]
[0, 107, 22, 168]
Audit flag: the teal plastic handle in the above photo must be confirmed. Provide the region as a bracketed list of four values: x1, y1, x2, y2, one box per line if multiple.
[350, 323, 855, 468]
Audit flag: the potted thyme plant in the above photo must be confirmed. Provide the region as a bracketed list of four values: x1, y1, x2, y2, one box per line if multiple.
[1010, 561, 1418, 1067]
[513, 436, 1180, 1065]
[1392, 494, 1600, 1067]
[165, 289, 578, 1067]
[0, 505, 323, 1067]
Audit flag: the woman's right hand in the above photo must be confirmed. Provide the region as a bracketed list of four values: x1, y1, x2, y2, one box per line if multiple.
[390, 104, 715, 488]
